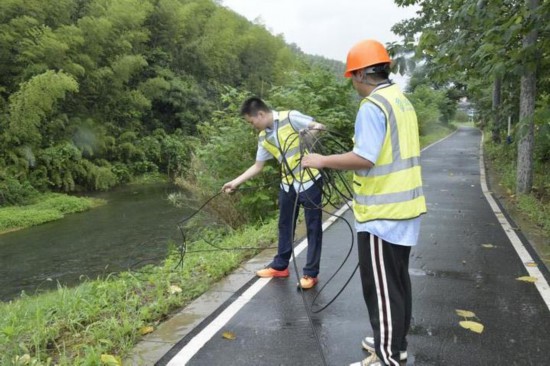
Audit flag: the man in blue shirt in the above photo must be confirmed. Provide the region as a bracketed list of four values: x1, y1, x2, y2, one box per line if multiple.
[223, 97, 325, 290]
[302, 40, 426, 366]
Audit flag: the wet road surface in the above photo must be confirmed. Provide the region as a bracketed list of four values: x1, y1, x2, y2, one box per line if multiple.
[130, 128, 550, 366]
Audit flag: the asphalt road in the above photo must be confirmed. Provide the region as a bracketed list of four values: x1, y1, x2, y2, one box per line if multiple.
[135, 127, 550, 366]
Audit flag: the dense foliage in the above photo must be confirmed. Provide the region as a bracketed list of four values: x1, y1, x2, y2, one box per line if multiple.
[176, 64, 453, 228]
[0, 0, 464, 211]
[392, 0, 550, 195]
[177, 68, 357, 228]
[0, 0, 317, 206]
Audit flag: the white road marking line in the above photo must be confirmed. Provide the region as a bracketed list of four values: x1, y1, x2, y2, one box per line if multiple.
[421, 128, 458, 152]
[167, 204, 349, 365]
[479, 132, 550, 310]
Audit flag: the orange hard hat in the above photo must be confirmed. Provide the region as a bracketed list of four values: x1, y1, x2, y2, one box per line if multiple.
[344, 39, 391, 78]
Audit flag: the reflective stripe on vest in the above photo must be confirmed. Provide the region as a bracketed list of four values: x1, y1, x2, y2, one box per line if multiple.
[259, 111, 320, 185]
[353, 84, 427, 222]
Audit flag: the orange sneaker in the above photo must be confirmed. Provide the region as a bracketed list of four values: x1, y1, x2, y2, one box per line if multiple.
[256, 267, 289, 278]
[298, 275, 318, 289]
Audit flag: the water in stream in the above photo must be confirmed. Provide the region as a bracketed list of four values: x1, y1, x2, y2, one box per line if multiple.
[0, 183, 192, 302]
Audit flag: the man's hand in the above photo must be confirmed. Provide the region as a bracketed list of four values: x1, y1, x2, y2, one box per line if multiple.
[310, 122, 325, 131]
[301, 153, 325, 169]
[222, 181, 239, 193]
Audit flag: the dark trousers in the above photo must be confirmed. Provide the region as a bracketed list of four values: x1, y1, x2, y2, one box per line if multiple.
[358, 232, 412, 366]
[270, 181, 323, 277]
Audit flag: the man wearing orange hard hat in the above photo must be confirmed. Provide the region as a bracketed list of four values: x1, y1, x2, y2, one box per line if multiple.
[302, 39, 426, 366]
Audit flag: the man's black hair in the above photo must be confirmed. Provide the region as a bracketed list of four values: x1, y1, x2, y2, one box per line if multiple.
[240, 97, 270, 116]
[370, 71, 390, 81]
[366, 63, 390, 80]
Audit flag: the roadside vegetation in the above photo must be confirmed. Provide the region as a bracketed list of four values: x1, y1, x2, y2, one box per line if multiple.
[0, 221, 279, 366]
[484, 137, 550, 262]
[0, 193, 104, 234]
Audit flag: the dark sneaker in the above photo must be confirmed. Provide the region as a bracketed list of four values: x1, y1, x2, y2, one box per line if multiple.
[361, 336, 407, 361]
[256, 267, 289, 278]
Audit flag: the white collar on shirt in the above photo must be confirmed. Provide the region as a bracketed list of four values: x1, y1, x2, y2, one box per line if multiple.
[371, 81, 393, 94]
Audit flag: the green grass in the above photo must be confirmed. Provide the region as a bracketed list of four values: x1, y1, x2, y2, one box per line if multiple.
[0, 172, 167, 234]
[0, 194, 105, 234]
[0, 221, 278, 365]
[128, 172, 168, 185]
[484, 139, 550, 263]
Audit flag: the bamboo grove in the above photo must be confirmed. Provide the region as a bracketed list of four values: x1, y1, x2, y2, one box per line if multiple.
[0, 0, 348, 207]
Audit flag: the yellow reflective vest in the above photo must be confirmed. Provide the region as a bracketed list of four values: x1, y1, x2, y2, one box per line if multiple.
[259, 111, 320, 186]
[353, 84, 427, 222]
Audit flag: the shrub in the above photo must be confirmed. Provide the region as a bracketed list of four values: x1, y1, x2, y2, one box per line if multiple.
[0, 176, 38, 207]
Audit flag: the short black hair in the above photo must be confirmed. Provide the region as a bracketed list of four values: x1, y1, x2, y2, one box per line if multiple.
[240, 97, 270, 116]
[370, 71, 390, 82]
[365, 63, 390, 80]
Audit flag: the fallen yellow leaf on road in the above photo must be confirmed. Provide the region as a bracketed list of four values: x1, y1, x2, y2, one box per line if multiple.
[516, 276, 537, 283]
[140, 326, 154, 335]
[101, 354, 122, 366]
[525, 262, 537, 267]
[455, 309, 476, 318]
[459, 321, 484, 334]
[222, 331, 236, 340]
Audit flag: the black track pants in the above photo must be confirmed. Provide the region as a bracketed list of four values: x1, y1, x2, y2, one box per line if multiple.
[357, 232, 412, 366]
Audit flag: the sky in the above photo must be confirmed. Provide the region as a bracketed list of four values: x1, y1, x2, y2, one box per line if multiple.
[221, 0, 419, 62]
[221, 0, 420, 86]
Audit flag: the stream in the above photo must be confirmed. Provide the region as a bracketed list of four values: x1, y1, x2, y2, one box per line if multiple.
[0, 183, 192, 302]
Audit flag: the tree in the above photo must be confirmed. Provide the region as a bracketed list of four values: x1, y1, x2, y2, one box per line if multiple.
[516, 0, 539, 194]
[393, 0, 523, 135]
[7, 70, 78, 147]
[392, 0, 545, 194]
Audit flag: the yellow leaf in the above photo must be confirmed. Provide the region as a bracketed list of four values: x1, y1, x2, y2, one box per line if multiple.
[525, 262, 537, 267]
[169, 285, 182, 294]
[100, 354, 122, 366]
[459, 320, 484, 334]
[140, 326, 154, 335]
[13, 354, 31, 364]
[516, 276, 537, 283]
[455, 309, 476, 318]
[222, 331, 236, 340]
[481, 244, 495, 248]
